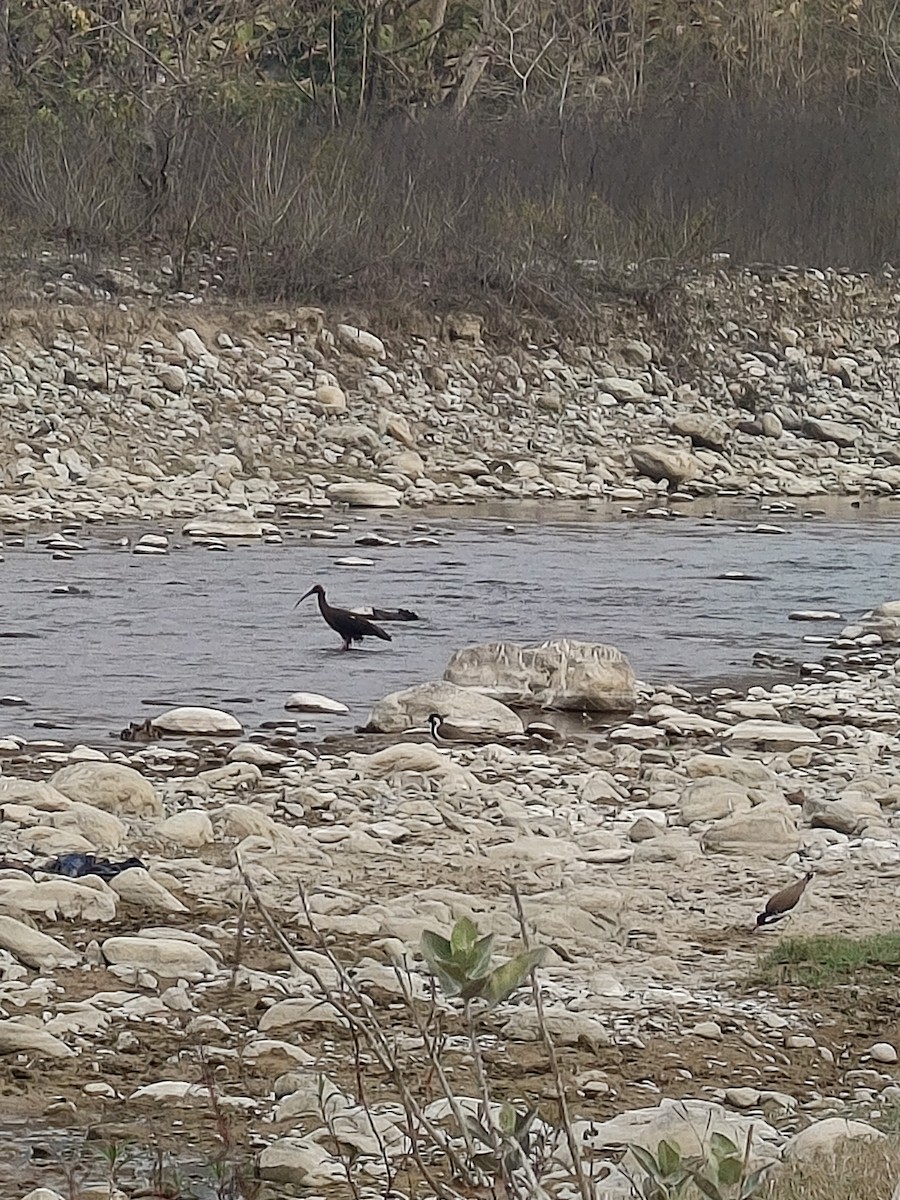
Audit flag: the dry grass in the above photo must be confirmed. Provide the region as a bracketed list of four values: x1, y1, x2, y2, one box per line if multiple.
[768, 1136, 900, 1199]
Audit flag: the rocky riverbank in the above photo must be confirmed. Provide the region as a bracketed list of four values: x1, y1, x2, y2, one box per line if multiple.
[2, 612, 900, 1197]
[3, 263, 900, 523]
[4, 262, 900, 1197]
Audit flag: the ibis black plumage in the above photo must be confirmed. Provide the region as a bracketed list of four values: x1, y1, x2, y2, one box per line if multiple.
[754, 870, 814, 930]
[297, 583, 392, 651]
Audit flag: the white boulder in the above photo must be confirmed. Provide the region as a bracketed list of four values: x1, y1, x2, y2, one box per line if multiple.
[0, 914, 79, 969]
[443, 639, 637, 712]
[365, 680, 522, 735]
[0, 1019, 73, 1059]
[336, 323, 385, 359]
[631, 444, 701, 486]
[327, 482, 402, 508]
[159, 810, 215, 848]
[50, 762, 161, 817]
[0, 878, 117, 922]
[108, 868, 187, 914]
[701, 800, 800, 860]
[724, 720, 820, 748]
[784, 1117, 885, 1161]
[102, 935, 219, 978]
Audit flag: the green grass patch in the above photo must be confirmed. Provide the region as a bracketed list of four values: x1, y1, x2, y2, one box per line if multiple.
[756, 933, 900, 986]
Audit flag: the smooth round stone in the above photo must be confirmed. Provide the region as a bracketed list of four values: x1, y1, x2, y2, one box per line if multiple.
[152, 706, 243, 735]
[725, 1087, 761, 1109]
[691, 1021, 722, 1041]
[870, 1042, 898, 1064]
[228, 743, 288, 767]
[785, 1034, 817, 1049]
[335, 556, 374, 566]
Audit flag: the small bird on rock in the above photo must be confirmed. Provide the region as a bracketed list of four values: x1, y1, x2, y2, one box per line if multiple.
[753, 870, 814, 931]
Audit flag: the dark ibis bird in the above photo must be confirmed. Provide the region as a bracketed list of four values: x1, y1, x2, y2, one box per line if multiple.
[754, 870, 813, 931]
[297, 583, 392, 651]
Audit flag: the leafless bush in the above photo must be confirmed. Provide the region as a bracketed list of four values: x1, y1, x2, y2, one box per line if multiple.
[1, 97, 900, 332]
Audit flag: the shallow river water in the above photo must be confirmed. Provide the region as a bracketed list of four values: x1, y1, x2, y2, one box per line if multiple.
[0, 501, 898, 743]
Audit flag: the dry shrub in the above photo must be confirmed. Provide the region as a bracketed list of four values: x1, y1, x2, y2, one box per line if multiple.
[0, 96, 899, 333]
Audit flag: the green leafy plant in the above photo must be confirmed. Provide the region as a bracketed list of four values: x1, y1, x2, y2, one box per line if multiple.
[629, 1139, 694, 1200]
[420, 916, 545, 1006]
[629, 1132, 770, 1200]
[466, 1101, 538, 1177]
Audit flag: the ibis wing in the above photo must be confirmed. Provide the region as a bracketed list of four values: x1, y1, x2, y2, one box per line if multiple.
[347, 613, 392, 642]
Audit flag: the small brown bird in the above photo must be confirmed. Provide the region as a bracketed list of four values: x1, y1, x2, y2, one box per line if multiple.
[118, 718, 163, 743]
[754, 870, 814, 930]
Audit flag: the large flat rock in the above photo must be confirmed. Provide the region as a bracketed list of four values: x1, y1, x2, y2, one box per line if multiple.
[444, 639, 637, 712]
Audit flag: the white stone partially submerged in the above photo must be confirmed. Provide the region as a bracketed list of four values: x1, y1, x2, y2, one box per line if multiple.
[285, 692, 349, 714]
[841, 598, 900, 643]
[151, 706, 243, 735]
[444, 638, 637, 712]
[183, 516, 279, 538]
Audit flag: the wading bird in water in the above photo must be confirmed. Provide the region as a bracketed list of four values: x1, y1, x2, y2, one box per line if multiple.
[297, 583, 392, 651]
[753, 870, 814, 931]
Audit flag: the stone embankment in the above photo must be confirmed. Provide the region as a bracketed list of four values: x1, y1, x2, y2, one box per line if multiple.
[2, 264, 900, 522]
